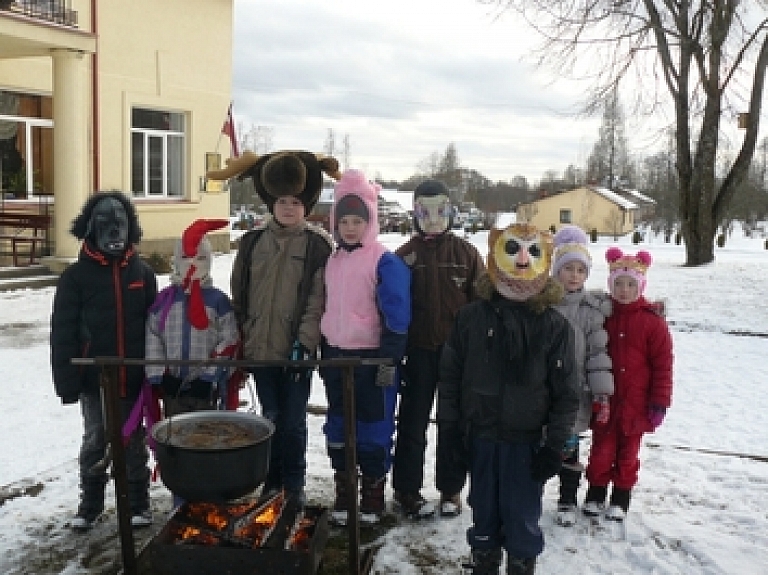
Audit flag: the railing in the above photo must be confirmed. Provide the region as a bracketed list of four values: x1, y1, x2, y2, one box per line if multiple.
[0, 0, 77, 27]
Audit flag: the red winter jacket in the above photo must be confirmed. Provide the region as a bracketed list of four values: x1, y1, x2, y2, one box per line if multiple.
[603, 296, 673, 435]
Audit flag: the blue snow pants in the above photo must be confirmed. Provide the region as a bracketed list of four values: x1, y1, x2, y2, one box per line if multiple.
[467, 437, 544, 560]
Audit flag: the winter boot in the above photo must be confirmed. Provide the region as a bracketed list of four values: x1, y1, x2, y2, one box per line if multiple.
[330, 471, 354, 527]
[71, 481, 106, 532]
[439, 492, 463, 517]
[582, 484, 608, 517]
[360, 475, 386, 524]
[393, 490, 436, 519]
[556, 465, 581, 526]
[469, 547, 502, 575]
[606, 487, 631, 521]
[507, 556, 536, 575]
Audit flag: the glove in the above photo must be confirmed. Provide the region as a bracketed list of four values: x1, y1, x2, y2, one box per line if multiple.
[647, 405, 667, 431]
[440, 423, 469, 469]
[286, 340, 312, 382]
[187, 378, 213, 400]
[531, 445, 562, 483]
[562, 434, 579, 460]
[592, 394, 611, 426]
[375, 364, 396, 387]
[161, 373, 183, 397]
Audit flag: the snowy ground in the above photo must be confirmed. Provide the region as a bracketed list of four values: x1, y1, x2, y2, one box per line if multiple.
[1, 224, 767, 574]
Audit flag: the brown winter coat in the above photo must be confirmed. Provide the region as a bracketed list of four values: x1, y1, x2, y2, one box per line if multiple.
[396, 233, 485, 351]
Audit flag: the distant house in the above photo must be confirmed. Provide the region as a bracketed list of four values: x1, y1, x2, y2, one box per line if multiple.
[516, 186, 638, 236]
[0, 1, 235, 269]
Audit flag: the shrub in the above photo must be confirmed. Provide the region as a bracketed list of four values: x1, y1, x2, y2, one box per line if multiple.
[549, 225, 557, 234]
[142, 252, 173, 274]
[716, 234, 726, 248]
[590, 228, 598, 243]
[632, 231, 642, 244]
[764, 238, 768, 250]
[675, 233, 681, 245]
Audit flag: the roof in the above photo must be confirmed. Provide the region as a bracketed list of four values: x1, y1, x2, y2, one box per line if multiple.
[591, 186, 638, 209]
[622, 188, 657, 204]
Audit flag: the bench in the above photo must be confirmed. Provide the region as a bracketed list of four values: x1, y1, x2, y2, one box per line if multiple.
[0, 212, 51, 267]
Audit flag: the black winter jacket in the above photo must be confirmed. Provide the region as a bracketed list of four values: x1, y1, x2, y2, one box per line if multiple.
[438, 273, 578, 451]
[50, 241, 157, 404]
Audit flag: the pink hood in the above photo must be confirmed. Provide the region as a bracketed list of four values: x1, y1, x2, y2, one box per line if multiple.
[330, 169, 380, 245]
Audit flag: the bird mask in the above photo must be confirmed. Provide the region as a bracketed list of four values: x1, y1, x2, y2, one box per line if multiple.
[487, 223, 553, 301]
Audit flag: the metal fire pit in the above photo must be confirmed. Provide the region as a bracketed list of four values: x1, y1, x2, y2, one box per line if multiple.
[135, 494, 329, 575]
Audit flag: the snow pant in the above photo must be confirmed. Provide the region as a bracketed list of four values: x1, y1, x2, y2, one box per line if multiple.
[320, 344, 397, 480]
[251, 366, 311, 492]
[467, 437, 544, 561]
[586, 423, 644, 490]
[79, 389, 150, 516]
[393, 346, 467, 495]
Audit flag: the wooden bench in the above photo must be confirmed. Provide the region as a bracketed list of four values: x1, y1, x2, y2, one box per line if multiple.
[0, 212, 51, 267]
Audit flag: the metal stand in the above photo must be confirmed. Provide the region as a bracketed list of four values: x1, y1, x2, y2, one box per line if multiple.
[100, 365, 137, 575]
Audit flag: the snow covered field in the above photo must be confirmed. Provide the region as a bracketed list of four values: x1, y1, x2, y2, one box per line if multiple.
[1, 225, 767, 574]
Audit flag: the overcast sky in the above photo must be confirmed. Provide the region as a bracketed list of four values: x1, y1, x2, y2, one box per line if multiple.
[229, 0, 653, 184]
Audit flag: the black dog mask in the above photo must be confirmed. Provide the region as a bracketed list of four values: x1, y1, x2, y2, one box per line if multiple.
[87, 197, 128, 257]
[70, 191, 142, 258]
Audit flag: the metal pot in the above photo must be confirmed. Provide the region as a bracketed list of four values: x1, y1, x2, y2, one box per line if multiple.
[151, 411, 275, 502]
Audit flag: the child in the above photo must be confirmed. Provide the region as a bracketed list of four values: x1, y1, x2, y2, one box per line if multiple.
[392, 179, 485, 519]
[583, 247, 673, 521]
[144, 219, 240, 417]
[438, 223, 578, 575]
[51, 191, 157, 531]
[550, 225, 613, 527]
[209, 150, 340, 504]
[319, 169, 411, 525]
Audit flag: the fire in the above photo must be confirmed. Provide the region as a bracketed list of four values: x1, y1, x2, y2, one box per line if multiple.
[174, 524, 222, 546]
[185, 502, 230, 530]
[288, 517, 315, 552]
[234, 492, 285, 547]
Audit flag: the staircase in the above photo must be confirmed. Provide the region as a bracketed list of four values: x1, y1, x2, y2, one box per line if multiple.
[0, 265, 58, 292]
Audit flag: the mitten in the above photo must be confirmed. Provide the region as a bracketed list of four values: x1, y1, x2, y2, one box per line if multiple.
[531, 445, 562, 483]
[647, 405, 666, 431]
[375, 364, 396, 387]
[592, 394, 611, 425]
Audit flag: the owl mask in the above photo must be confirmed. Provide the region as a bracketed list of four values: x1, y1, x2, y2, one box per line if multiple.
[488, 223, 553, 301]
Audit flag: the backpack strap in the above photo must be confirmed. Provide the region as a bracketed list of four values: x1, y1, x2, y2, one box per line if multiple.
[235, 228, 265, 326]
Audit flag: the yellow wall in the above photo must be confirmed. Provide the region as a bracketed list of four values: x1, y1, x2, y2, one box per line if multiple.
[517, 187, 635, 236]
[96, 0, 234, 253]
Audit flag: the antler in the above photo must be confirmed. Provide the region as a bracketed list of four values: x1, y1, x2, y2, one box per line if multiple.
[206, 151, 260, 180]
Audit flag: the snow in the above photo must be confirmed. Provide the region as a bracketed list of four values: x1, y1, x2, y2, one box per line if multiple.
[2, 224, 768, 574]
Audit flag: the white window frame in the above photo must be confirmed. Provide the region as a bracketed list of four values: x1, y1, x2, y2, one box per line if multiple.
[0, 113, 53, 199]
[130, 109, 185, 199]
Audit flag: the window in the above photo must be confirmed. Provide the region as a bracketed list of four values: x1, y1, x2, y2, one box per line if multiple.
[559, 209, 572, 224]
[131, 108, 185, 198]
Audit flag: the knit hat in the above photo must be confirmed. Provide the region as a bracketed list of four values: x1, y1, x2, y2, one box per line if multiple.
[204, 150, 341, 214]
[413, 179, 452, 235]
[488, 223, 554, 301]
[552, 225, 592, 277]
[335, 194, 369, 222]
[172, 219, 229, 330]
[606, 246, 652, 298]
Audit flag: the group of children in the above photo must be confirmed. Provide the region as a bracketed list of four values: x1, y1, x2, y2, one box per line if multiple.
[50, 150, 673, 575]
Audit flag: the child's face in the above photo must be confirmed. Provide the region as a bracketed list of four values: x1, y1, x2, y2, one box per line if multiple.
[337, 215, 367, 245]
[612, 275, 640, 304]
[557, 261, 588, 293]
[273, 196, 306, 227]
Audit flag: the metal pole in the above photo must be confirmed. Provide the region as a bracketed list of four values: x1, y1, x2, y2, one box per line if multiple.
[100, 365, 137, 575]
[341, 364, 361, 575]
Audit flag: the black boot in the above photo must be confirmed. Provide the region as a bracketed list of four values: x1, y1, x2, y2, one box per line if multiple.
[582, 484, 608, 517]
[360, 475, 386, 523]
[557, 466, 581, 508]
[470, 547, 502, 575]
[606, 487, 631, 521]
[330, 471, 354, 526]
[507, 556, 536, 575]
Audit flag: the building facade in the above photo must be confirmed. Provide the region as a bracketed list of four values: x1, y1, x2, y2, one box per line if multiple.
[0, 0, 234, 269]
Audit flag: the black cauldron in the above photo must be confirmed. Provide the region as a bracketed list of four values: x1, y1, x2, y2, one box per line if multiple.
[151, 411, 275, 502]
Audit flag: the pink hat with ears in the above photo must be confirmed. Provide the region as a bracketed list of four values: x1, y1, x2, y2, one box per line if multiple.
[606, 247, 652, 297]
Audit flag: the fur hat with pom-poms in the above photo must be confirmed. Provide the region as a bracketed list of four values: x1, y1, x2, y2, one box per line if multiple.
[552, 225, 592, 277]
[606, 247, 652, 298]
[205, 150, 341, 214]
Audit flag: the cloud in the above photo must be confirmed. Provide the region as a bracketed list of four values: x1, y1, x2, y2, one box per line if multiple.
[230, 0, 602, 183]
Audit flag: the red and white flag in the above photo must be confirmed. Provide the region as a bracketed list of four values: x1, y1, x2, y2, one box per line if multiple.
[221, 102, 239, 158]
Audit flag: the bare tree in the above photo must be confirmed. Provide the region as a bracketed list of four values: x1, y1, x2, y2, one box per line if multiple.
[485, 0, 768, 265]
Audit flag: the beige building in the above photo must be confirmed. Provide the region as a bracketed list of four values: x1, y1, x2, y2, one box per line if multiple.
[0, 0, 234, 270]
[516, 186, 638, 236]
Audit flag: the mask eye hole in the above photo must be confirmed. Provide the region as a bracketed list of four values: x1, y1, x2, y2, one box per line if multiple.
[505, 239, 520, 255]
[529, 244, 541, 258]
